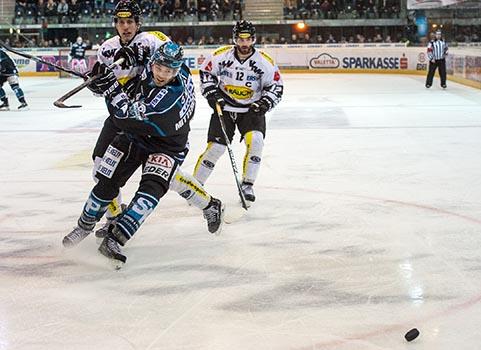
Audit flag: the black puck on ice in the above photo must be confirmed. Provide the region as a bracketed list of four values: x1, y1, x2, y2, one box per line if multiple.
[404, 328, 420, 342]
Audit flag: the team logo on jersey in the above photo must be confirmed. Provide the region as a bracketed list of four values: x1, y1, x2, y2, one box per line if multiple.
[101, 48, 116, 59]
[224, 85, 254, 100]
[219, 60, 234, 68]
[249, 60, 264, 75]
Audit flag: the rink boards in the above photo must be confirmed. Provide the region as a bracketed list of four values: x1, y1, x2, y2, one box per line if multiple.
[8, 44, 481, 89]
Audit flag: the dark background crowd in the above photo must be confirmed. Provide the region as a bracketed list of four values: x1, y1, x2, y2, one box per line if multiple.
[283, 0, 401, 20]
[7, 0, 481, 49]
[13, 0, 243, 24]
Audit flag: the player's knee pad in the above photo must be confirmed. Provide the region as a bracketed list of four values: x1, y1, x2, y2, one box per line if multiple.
[193, 142, 227, 184]
[170, 168, 211, 210]
[243, 131, 264, 184]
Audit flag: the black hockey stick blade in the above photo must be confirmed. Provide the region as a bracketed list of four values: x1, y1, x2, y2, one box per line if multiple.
[216, 103, 249, 210]
[53, 58, 124, 109]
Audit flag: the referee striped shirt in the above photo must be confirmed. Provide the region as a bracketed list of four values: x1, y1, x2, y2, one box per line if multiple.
[427, 40, 448, 60]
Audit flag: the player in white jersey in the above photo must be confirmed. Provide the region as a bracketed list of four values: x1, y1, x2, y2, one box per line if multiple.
[88, 0, 222, 239]
[193, 20, 284, 206]
[69, 36, 88, 75]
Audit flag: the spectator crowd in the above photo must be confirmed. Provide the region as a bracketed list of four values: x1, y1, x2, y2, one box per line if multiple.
[13, 0, 243, 24]
[284, 0, 401, 20]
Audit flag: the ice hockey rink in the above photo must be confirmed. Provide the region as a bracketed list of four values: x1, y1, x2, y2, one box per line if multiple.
[1, 73, 481, 350]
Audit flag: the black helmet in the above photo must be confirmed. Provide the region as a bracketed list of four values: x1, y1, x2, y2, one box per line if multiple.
[233, 20, 256, 42]
[150, 42, 184, 70]
[114, 0, 142, 23]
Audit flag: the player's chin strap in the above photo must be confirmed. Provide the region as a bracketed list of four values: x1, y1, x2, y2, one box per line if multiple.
[0, 41, 85, 78]
[215, 103, 249, 210]
[53, 58, 125, 109]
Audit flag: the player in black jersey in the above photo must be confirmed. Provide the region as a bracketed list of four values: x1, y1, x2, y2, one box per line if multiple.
[0, 48, 28, 110]
[62, 42, 224, 267]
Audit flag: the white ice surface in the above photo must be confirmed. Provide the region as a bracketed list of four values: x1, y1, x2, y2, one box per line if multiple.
[1, 74, 481, 350]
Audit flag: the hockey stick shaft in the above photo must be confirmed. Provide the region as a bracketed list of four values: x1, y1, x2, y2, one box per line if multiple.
[53, 58, 124, 108]
[0, 42, 85, 78]
[215, 103, 248, 210]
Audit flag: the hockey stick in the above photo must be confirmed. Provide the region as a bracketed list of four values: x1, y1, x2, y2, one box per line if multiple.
[0, 41, 85, 78]
[215, 103, 249, 210]
[53, 58, 124, 109]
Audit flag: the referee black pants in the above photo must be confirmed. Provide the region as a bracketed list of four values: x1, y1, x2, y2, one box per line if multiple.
[426, 59, 446, 87]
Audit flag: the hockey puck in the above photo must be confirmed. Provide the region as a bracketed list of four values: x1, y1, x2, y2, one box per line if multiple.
[404, 328, 420, 342]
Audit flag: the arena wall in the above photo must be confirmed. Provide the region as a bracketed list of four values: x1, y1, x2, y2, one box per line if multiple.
[9, 44, 481, 89]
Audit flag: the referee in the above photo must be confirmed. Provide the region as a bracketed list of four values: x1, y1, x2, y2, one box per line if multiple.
[425, 30, 448, 89]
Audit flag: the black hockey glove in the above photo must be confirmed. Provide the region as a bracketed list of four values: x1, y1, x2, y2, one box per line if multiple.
[87, 62, 122, 97]
[248, 97, 272, 116]
[123, 75, 142, 100]
[114, 45, 150, 68]
[204, 88, 226, 110]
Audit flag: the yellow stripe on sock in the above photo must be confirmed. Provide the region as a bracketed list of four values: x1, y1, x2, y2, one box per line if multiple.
[243, 132, 253, 179]
[193, 142, 214, 177]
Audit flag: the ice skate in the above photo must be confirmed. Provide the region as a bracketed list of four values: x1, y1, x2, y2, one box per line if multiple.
[0, 99, 9, 111]
[62, 226, 92, 248]
[98, 230, 127, 269]
[95, 218, 115, 240]
[18, 102, 28, 110]
[203, 198, 225, 235]
[241, 182, 255, 207]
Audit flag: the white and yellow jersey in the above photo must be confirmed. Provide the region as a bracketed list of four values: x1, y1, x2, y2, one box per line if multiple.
[200, 45, 283, 113]
[97, 31, 170, 86]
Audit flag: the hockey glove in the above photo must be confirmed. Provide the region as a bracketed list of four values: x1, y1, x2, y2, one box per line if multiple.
[114, 45, 150, 68]
[204, 88, 226, 110]
[123, 76, 142, 100]
[248, 98, 272, 116]
[87, 62, 122, 98]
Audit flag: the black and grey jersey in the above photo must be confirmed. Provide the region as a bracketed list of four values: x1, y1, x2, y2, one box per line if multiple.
[70, 42, 87, 59]
[427, 40, 448, 61]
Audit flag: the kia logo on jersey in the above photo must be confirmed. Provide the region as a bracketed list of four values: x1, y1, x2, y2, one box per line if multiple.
[148, 154, 173, 168]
